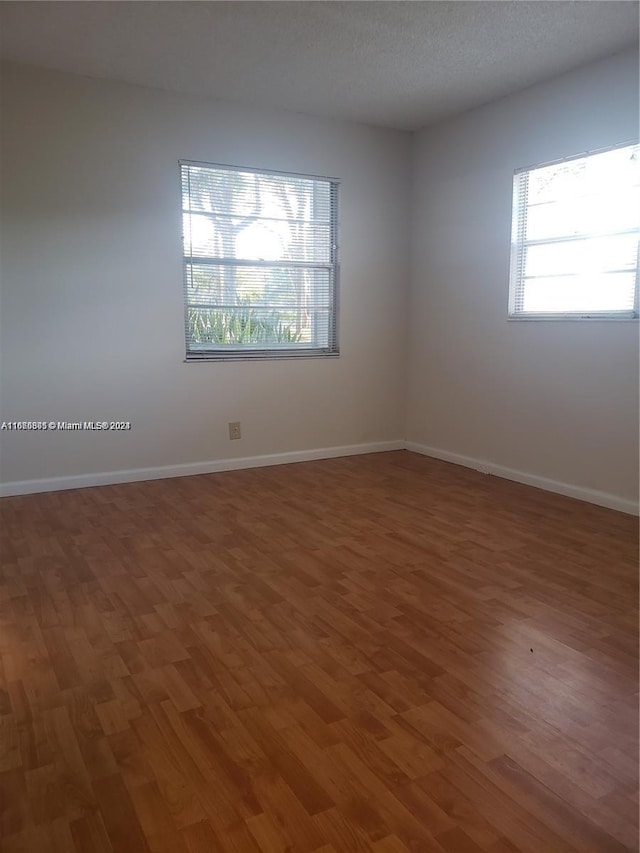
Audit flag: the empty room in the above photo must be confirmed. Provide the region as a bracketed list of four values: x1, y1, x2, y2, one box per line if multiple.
[0, 2, 638, 851]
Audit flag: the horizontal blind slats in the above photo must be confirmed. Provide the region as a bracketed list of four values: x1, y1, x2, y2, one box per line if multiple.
[509, 143, 639, 317]
[181, 162, 339, 356]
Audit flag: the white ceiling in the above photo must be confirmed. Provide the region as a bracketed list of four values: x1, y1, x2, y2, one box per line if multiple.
[0, 1, 637, 131]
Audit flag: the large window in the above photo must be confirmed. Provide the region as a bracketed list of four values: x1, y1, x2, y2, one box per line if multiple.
[181, 161, 339, 360]
[509, 142, 639, 319]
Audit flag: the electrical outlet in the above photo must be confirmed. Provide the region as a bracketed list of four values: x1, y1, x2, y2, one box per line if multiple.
[228, 421, 241, 440]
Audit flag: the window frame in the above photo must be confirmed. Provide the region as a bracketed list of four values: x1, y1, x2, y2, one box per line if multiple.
[508, 141, 640, 322]
[180, 159, 340, 361]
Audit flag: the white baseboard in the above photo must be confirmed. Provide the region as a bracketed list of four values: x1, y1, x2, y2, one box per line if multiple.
[0, 440, 404, 498]
[2, 439, 636, 516]
[405, 441, 639, 516]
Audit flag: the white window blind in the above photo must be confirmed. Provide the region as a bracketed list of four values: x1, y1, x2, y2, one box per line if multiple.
[509, 142, 639, 319]
[181, 161, 339, 360]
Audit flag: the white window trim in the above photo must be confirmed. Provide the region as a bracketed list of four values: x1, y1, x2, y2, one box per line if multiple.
[508, 141, 640, 321]
[180, 160, 340, 361]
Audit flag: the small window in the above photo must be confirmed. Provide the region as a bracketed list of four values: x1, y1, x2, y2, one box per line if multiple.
[509, 143, 639, 319]
[181, 161, 339, 360]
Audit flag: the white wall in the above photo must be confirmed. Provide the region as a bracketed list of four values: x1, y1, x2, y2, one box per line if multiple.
[2, 53, 638, 508]
[407, 49, 639, 506]
[0, 63, 410, 486]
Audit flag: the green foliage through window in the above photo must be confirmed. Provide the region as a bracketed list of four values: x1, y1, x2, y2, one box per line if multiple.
[188, 303, 303, 347]
[181, 161, 339, 359]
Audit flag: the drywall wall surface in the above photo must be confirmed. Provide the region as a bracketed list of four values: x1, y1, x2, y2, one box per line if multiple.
[0, 63, 410, 483]
[408, 49, 639, 504]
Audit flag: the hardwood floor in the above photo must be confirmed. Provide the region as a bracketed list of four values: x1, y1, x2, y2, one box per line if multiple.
[0, 450, 637, 852]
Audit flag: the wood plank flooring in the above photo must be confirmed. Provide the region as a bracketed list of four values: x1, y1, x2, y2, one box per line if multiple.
[0, 450, 638, 852]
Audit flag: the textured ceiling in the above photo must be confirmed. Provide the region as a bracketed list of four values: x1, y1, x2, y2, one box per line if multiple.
[0, 1, 637, 130]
